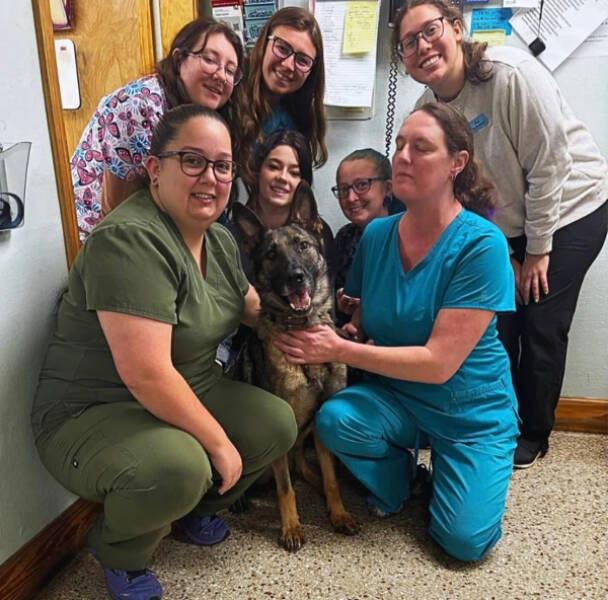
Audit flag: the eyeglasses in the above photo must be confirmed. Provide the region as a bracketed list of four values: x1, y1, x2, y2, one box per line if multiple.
[157, 151, 238, 183]
[397, 17, 449, 59]
[331, 177, 386, 200]
[186, 52, 243, 86]
[267, 35, 316, 73]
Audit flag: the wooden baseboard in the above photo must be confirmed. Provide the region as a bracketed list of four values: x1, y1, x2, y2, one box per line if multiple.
[554, 396, 608, 434]
[0, 396, 605, 600]
[0, 499, 99, 600]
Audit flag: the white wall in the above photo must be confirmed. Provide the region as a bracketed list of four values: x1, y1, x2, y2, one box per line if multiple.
[0, 3, 75, 564]
[314, 0, 608, 399]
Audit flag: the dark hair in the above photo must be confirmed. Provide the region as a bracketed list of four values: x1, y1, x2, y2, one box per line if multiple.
[245, 130, 313, 212]
[155, 19, 244, 154]
[337, 148, 392, 182]
[414, 102, 496, 217]
[149, 104, 230, 157]
[236, 8, 327, 170]
[392, 0, 493, 85]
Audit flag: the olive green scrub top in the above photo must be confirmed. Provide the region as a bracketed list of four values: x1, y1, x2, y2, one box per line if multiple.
[32, 190, 249, 440]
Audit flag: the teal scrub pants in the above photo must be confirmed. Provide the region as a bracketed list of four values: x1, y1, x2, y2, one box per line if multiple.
[35, 378, 297, 570]
[316, 381, 516, 561]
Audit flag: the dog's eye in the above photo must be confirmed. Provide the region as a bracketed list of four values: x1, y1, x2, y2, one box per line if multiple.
[299, 241, 309, 252]
[265, 247, 277, 260]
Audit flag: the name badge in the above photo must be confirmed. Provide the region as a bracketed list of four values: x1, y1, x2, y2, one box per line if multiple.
[469, 113, 489, 133]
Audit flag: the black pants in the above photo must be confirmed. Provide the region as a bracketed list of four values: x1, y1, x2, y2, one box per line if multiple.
[497, 200, 608, 442]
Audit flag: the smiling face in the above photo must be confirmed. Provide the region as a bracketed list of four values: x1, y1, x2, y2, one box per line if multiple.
[261, 25, 316, 98]
[392, 110, 466, 205]
[146, 115, 232, 231]
[178, 32, 238, 109]
[399, 4, 464, 99]
[336, 159, 390, 228]
[257, 144, 302, 216]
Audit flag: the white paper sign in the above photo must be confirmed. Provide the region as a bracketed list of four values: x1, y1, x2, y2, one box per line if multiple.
[510, 0, 608, 70]
[503, 0, 539, 9]
[315, 1, 380, 108]
[571, 18, 608, 58]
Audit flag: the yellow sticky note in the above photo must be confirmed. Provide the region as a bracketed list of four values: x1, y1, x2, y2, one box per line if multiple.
[471, 29, 506, 47]
[343, 1, 378, 55]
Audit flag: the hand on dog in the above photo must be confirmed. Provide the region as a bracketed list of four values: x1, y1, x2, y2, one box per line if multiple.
[274, 324, 343, 364]
[208, 439, 243, 494]
[336, 288, 360, 315]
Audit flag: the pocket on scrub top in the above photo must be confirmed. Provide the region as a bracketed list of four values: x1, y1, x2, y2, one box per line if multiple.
[449, 379, 506, 414]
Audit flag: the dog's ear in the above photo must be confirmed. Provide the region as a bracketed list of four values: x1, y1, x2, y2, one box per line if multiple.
[232, 203, 265, 255]
[289, 180, 323, 237]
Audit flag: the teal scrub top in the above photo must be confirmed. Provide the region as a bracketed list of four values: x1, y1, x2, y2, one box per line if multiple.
[345, 210, 519, 442]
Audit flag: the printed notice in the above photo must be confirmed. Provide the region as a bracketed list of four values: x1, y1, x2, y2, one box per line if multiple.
[343, 1, 378, 54]
[510, 0, 608, 70]
[471, 8, 513, 35]
[571, 18, 608, 58]
[503, 0, 539, 8]
[316, 0, 379, 107]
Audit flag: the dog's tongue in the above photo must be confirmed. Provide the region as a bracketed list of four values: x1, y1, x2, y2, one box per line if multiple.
[287, 289, 311, 311]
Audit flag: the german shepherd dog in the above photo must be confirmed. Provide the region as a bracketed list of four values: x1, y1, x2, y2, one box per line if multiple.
[233, 183, 359, 552]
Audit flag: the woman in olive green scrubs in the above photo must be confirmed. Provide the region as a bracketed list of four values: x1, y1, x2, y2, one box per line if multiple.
[31, 104, 297, 600]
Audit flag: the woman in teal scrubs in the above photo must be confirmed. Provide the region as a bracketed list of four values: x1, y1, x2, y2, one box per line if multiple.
[274, 102, 519, 562]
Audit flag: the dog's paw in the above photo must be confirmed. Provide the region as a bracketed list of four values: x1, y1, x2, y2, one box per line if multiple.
[278, 524, 305, 552]
[330, 510, 360, 536]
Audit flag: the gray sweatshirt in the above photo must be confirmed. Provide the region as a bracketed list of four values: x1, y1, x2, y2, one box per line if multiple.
[416, 46, 608, 254]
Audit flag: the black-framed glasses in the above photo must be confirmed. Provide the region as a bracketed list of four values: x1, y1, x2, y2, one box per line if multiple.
[397, 17, 449, 58]
[186, 52, 243, 86]
[267, 35, 316, 72]
[157, 151, 238, 183]
[331, 177, 386, 200]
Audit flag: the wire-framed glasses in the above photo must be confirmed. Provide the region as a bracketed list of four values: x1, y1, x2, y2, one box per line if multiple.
[397, 17, 449, 58]
[157, 151, 238, 183]
[331, 177, 386, 200]
[186, 52, 243, 86]
[267, 35, 316, 72]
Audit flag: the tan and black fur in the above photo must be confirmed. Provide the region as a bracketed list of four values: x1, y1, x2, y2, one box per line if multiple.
[233, 183, 359, 551]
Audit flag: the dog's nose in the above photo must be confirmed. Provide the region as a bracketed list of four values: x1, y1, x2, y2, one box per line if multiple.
[291, 269, 305, 284]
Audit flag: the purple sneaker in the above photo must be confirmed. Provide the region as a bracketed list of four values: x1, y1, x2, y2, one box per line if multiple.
[104, 568, 162, 600]
[177, 513, 230, 546]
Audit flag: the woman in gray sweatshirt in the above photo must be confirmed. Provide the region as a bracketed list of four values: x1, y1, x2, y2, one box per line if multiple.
[392, 0, 608, 469]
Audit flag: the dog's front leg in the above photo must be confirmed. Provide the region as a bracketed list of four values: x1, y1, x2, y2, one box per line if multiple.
[313, 431, 360, 536]
[271, 454, 304, 552]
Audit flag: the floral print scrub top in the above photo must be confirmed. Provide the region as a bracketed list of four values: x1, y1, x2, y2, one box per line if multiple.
[70, 75, 168, 243]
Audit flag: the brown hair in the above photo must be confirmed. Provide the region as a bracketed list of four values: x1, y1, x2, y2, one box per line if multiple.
[155, 19, 244, 154]
[235, 7, 327, 172]
[392, 0, 493, 85]
[414, 102, 496, 217]
[149, 104, 229, 156]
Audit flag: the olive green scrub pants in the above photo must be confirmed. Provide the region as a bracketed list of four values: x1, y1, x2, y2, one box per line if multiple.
[35, 378, 297, 570]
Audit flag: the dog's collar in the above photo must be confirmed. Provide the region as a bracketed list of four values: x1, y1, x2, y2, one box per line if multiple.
[261, 309, 312, 330]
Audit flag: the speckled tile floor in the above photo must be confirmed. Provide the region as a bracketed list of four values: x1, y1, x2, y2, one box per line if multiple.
[35, 431, 607, 600]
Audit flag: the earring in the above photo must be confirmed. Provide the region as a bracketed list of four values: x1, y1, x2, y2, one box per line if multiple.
[152, 176, 159, 186]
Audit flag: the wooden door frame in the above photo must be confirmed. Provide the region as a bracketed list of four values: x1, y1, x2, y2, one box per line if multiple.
[32, 0, 80, 267]
[31, 0, 155, 268]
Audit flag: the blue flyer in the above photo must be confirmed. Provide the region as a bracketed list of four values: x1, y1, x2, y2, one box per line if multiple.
[470, 7, 513, 35]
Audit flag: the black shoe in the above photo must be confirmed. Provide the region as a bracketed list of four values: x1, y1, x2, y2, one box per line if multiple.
[514, 437, 548, 469]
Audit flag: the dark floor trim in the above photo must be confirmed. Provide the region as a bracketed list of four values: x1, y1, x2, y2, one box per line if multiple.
[554, 396, 608, 434]
[1, 396, 605, 600]
[0, 499, 99, 600]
